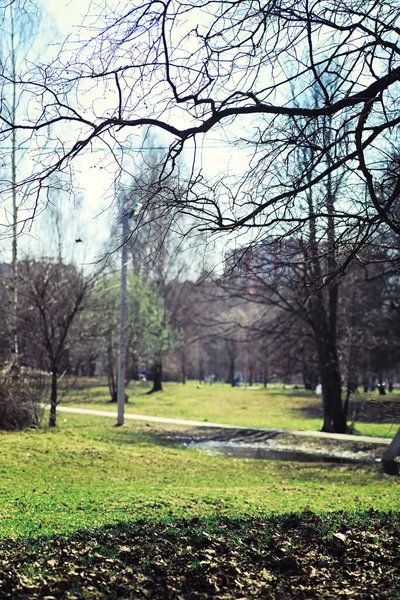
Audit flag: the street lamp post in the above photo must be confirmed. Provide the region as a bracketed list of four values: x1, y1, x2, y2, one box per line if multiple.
[116, 200, 142, 427]
[117, 208, 128, 426]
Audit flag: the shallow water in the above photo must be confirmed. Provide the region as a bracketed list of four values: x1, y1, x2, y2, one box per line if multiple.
[188, 440, 380, 464]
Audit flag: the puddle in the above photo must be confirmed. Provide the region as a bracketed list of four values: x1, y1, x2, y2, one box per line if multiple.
[187, 441, 380, 464]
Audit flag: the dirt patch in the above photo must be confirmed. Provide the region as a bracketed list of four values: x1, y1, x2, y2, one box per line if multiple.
[1, 512, 399, 599]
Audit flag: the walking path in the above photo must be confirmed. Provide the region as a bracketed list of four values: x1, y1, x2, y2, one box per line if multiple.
[54, 405, 392, 445]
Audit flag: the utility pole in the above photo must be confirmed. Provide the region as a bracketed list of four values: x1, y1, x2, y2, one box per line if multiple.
[116, 208, 128, 426]
[116, 199, 142, 426]
[11, 5, 19, 363]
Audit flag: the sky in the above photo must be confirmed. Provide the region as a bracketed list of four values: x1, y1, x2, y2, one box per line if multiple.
[0, 0, 114, 266]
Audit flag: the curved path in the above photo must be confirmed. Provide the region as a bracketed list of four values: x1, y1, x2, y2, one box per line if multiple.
[53, 405, 392, 445]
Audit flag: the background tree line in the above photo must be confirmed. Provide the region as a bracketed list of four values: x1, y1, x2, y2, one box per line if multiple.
[0, 0, 399, 436]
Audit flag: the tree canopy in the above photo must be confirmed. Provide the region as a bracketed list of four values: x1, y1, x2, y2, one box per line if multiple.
[1, 0, 399, 243]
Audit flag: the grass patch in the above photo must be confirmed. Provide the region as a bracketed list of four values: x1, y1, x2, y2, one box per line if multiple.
[1, 413, 399, 598]
[61, 380, 400, 439]
[0, 414, 399, 540]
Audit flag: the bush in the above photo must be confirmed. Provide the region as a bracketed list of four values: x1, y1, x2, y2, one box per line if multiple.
[0, 364, 45, 431]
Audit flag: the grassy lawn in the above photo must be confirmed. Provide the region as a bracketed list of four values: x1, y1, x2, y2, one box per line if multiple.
[1, 412, 399, 598]
[0, 413, 399, 540]
[0, 414, 399, 598]
[61, 379, 400, 439]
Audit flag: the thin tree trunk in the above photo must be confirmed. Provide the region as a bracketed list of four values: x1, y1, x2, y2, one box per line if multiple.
[107, 334, 117, 402]
[344, 323, 357, 421]
[181, 349, 187, 384]
[226, 339, 236, 386]
[227, 354, 236, 386]
[263, 364, 268, 388]
[378, 373, 386, 395]
[199, 356, 205, 384]
[149, 360, 163, 393]
[49, 366, 58, 428]
[303, 361, 318, 391]
[248, 364, 254, 386]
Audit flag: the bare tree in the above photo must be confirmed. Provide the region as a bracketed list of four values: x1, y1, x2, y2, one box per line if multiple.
[2, 0, 400, 429]
[18, 259, 98, 427]
[116, 142, 203, 392]
[1, 0, 399, 246]
[0, 0, 42, 363]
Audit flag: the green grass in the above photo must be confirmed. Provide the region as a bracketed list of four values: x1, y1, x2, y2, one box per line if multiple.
[1, 400, 399, 598]
[60, 379, 400, 439]
[0, 413, 399, 540]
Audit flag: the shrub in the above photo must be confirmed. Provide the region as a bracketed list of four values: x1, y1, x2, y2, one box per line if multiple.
[0, 364, 45, 431]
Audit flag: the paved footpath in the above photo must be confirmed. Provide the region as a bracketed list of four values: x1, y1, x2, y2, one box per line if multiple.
[54, 405, 393, 445]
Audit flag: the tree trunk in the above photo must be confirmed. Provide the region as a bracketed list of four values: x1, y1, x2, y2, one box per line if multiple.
[107, 333, 117, 401]
[263, 366, 268, 388]
[311, 125, 346, 434]
[226, 339, 236, 386]
[199, 357, 205, 384]
[343, 379, 357, 423]
[382, 429, 400, 475]
[248, 364, 254, 386]
[377, 373, 386, 395]
[315, 324, 346, 433]
[181, 349, 187, 384]
[311, 275, 346, 433]
[303, 363, 318, 391]
[149, 360, 163, 393]
[227, 354, 236, 386]
[49, 366, 58, 428]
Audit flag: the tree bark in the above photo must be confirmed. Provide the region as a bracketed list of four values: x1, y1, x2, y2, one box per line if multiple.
[313, 301, 346, 434]
[226, 340, 236, 386]
[227, 354, 236, 386]
[318, 344, 345, 433]
[107, 333, 117, 401]
[382, 429, 400, 475]
[263, 365, 268, 388]
[304, 153, 346, 434]
[377, 373, 386, 395]
[49, 366, 58, 428]
[303, 362, 318, 391]
[199, 357, 205, 384]
[248, 364, 254, 386]
[149, 360, 163, 393]
[181, 349, 187, 384]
